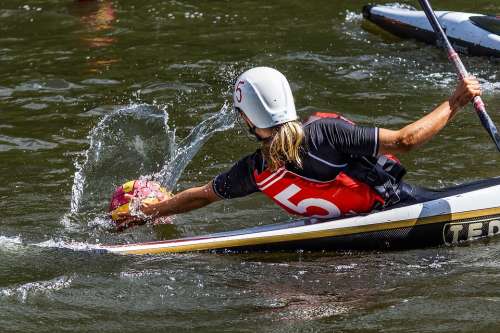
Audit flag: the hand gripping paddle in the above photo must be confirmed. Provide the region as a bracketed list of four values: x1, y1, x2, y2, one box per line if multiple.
[418, 0, 500, 151]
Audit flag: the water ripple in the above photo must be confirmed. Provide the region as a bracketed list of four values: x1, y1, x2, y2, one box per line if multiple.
[0, 86, 13, 98]
[15, 79, 83, 92]
[0, 135, 58, 152]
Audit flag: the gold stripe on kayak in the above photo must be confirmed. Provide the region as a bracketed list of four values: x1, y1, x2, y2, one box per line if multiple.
[113, 206, 500, 255]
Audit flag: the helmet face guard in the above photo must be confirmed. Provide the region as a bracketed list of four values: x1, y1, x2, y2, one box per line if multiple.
[233, 67, 297, 129]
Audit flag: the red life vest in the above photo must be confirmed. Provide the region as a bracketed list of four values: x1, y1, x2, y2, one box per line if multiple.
[253, 112, 388, 219]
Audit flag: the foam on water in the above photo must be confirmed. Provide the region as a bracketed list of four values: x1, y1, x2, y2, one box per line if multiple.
[344, 10, 362, 23]
[0, 275, 73, 303]
[35, 239, 102, 252]
[414, 71, 500, 93]
[0, 233, 106, 254]
[475, 78, 500, 94]
[0, 235, 22, 249]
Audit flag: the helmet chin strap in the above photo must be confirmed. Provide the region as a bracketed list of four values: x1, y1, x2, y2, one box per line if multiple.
[248, 124, 272, 143]
[235, 107, 271, 143]
[248, 124, 263, 141]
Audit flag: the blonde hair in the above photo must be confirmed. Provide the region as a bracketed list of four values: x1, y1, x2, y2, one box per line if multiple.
[263, 120, 305, 171]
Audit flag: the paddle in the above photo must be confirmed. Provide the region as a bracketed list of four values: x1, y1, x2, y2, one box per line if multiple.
[418, 0, 500, 151]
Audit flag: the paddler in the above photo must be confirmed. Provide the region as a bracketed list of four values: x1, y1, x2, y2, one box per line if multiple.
[119, 66, 481, 221]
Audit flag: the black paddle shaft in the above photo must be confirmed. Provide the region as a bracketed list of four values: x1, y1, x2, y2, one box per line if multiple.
[418, 0, 500, 152]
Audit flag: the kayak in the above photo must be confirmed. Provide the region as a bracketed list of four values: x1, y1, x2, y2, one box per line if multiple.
[99, 178, 500, 255]
[362, 5, 500, 57]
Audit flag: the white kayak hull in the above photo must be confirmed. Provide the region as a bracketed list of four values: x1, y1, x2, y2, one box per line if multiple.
[363, 5, 500, 57]
[99, 178, 500, 255]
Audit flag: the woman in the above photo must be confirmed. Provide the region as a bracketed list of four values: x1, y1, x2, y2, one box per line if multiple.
[121, 66, 481, 220]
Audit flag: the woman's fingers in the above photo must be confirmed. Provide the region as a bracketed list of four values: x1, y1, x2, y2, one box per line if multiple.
[115, 211, 130, 219]
[140, 201, 158, 216]
[117, 194, 163, 217]
[452, 76, 482, 108]
[466, 79, 481, 99]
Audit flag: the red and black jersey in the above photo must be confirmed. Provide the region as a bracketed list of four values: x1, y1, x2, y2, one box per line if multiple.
[213, 116, 379, 199]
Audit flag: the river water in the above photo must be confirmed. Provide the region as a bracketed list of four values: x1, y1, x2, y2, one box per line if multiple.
[1, 0, 499, 331]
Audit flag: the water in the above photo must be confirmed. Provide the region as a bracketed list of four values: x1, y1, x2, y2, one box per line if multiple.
[1, 0, 499, 331]
[69, 101, 233, 217]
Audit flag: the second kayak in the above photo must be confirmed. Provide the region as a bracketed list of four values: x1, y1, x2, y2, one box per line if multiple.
[362, 5, 500, 57]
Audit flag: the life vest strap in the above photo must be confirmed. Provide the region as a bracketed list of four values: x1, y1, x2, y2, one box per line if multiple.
[346, 155, 406, 208]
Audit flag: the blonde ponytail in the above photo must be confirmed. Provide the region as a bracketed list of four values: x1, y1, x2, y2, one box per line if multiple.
[263, 120, 305, 171]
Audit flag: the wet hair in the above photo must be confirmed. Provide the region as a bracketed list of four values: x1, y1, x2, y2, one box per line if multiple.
[263, 120, 304, 171]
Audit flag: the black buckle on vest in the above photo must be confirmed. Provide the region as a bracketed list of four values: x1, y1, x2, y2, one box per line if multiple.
[365, 170, 379, 183]
[374, 180, 401, 208]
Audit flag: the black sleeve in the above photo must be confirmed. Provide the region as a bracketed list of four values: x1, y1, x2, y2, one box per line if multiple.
[308, 118, 379, 157]
[212, 152, 261, 199]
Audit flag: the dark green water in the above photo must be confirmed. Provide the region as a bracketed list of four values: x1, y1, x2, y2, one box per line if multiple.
[1, 0, 499, 331]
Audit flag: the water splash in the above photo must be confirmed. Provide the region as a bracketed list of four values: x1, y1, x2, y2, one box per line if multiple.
[70, 103, 169, 214]
[0, 234, 102, 254]
[35, 239, 102, 251]
[154, 101, 234, 188]
[68, 101, 234, 221]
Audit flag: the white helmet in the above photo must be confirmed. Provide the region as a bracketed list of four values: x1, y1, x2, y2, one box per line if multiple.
[233, 67, 297, 129]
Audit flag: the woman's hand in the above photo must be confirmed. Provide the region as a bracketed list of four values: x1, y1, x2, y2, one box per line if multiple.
[449, 76, 482, 110]
[115, 181, 220, 222]
[139, 197, 164, 216]
[113, 195, 166, 222]
[123, 193, 165, 217]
